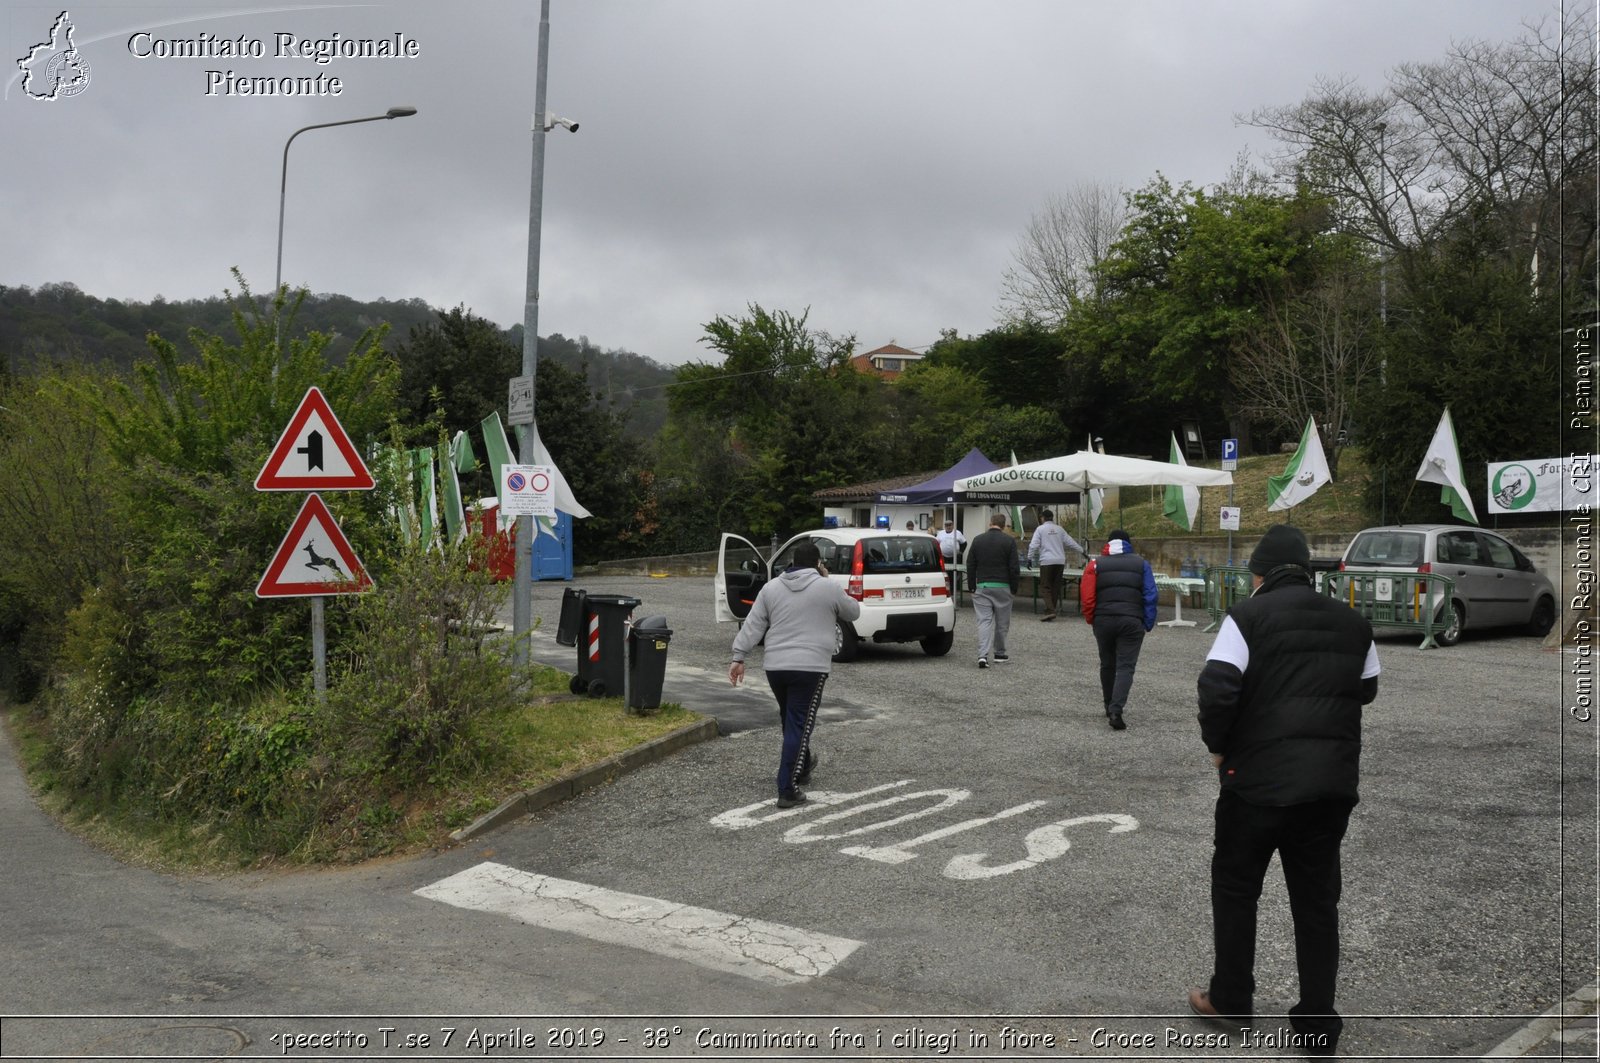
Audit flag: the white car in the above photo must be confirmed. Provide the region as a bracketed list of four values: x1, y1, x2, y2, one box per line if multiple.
[715, 529, 957, 661]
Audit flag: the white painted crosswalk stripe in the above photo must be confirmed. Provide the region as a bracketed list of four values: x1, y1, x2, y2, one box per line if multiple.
[415, 862, 862, 985]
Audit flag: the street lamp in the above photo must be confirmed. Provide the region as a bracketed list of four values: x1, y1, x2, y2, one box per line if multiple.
[273, 106, 417, 361]
[269, 105, 415, 700]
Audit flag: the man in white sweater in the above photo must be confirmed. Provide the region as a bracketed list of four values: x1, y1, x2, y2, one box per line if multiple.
[1026, 508, 1084, 621]
[729, 541, 862, 808]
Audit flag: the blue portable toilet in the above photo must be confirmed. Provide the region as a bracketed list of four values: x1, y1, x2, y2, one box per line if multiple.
[531, 511, 575, 580]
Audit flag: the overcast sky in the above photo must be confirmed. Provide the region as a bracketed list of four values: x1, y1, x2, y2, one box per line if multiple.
[1, 0, 1567, 366]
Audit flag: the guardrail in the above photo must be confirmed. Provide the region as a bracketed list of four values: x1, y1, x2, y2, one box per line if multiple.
[1204, 565, 1455, 650]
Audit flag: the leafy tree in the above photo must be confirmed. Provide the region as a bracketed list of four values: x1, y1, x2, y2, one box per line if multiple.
[1357, 202, 1564, 521]
[661, 305, 908, 541]
[391, 305, 519, 441]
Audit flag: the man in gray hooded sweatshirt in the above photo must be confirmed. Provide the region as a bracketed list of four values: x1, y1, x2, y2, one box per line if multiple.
[729, 541, 861, 808]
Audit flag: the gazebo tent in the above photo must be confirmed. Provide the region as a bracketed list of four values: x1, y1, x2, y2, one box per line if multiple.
[952, 449, 1231, 503]
[875, 447, 1002, 505]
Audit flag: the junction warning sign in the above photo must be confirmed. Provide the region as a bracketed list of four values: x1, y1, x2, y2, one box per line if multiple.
[255, 386, 375, 491]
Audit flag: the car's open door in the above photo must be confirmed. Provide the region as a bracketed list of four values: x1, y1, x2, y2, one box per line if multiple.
[715, 533, 768, 622]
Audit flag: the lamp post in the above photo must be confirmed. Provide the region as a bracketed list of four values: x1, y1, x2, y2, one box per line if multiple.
[270, 105, 415, 698]
[273, 106, 417, 365]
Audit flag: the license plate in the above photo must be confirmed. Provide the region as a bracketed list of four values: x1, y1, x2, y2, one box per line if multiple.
[890, 587, 926, 600]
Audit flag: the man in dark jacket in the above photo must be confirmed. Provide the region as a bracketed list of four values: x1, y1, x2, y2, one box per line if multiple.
[1188, 525, 1379, 1057]
[964, 512, 1020, 669]
[1079, 529, 1157, 729]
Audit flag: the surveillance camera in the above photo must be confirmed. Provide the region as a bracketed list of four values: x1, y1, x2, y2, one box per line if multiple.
[542, 111, 580, 133]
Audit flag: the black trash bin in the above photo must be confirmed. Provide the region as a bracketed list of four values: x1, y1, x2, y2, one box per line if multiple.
[555, 587, 586, 646]
[627, 614, 672, 714]
[1308, 556, 1341, 594]
[573, 594, 640, 698]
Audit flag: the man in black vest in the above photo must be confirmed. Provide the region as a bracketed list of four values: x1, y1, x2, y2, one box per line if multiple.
[1188, 525, 1380, 1057]
[1080, 529, 1157, 729]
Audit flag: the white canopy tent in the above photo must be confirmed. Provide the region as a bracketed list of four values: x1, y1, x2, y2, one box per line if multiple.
[953, 449, 1233, 501]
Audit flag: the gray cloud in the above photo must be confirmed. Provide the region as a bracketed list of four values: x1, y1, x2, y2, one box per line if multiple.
[1, 0, 1558, 364]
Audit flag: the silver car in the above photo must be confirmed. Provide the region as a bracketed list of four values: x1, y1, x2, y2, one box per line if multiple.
[1337, 524, 1557, 646]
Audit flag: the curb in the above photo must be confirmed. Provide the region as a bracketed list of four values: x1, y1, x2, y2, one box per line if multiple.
[448, 717, 720, 843]
[1481, 981, 1600, 1059]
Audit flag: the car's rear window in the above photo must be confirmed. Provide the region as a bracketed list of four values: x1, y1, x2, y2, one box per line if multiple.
[1347, 532, 1425, 567]
[861, 536, 942, 574]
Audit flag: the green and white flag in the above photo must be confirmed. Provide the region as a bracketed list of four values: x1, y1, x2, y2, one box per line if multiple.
[439, 431, 471, 544]
[1267, 417, 1331, 512]
[1415, 406, 1479, 524]
[1086, 433, 1105, 529]
[1008, 451, 1027, 536]
[1162, 431, 1200, 530]
[410, 446, 439, 550]
[480, 411, 516, 532]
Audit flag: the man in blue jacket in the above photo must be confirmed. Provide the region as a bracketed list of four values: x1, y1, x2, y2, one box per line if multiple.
[1188, 524, 1379, 1057]
[1079, 529, 1157, 730]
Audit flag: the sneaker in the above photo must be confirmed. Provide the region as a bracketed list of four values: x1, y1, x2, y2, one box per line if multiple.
[1109, 713, 1126, 730]
[993, 654, 1010, 663]
[977, 657, 988, 669]
[796, 750, 819, 785]
[1040, 614, 1056, 622]
[776, 788, 808, 809]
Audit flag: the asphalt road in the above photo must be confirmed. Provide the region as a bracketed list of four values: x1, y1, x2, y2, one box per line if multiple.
[1, 572, 1593, 1061]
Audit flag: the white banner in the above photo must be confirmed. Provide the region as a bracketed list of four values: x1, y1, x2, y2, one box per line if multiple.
[1485, 455, 1599, 514]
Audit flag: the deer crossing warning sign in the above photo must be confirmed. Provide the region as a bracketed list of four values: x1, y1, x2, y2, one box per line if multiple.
[256, 493, 372, 598]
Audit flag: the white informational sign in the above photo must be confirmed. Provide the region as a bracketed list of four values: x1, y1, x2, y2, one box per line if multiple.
[507, 374, 535, 427]
[1218, 506, 1241, 531]
[1221, 438, 1239, 472]
[499, 463, 556, 517]
[1485, 455, 1599, 514]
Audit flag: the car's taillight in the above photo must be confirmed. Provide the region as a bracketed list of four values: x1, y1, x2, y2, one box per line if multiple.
[1338, 560, 1346, 571]
[1417, 562, 1431, 574]
[848, 540, 864, 600]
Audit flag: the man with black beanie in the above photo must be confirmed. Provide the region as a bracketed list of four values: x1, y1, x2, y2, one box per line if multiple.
[1188, 524, 1380, 1057]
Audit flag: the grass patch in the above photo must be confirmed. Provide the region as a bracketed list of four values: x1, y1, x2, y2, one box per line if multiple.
[1088, 446, 1376, 540]
[2, 664, 704, 871]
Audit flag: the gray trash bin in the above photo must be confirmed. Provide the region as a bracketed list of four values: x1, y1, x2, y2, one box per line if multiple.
[627, 614, 672, 713]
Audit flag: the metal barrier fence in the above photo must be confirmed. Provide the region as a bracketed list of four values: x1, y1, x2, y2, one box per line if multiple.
[1203, 565, 1456, 650]
[1203, 566, 1256, 632]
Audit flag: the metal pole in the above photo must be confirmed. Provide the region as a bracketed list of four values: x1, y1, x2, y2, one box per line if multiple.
[1375, 121, 1388, 385]
[513, 0, 551, 667]
[273, 107, 417, 377]
[311, 595, 327, 700]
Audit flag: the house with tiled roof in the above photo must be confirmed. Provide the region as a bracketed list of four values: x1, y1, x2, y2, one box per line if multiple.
[847, 342, 923, 379]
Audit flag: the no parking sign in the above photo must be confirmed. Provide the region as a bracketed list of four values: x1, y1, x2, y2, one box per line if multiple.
[500, 463, 556, 517]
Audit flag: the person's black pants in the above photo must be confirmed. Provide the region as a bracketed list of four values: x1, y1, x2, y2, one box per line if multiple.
[1038, 563, 1064, 614]
[765, 670, 825, 797]
[1208, 789, 1353, 1052]
[1091, 614, 1144, 715]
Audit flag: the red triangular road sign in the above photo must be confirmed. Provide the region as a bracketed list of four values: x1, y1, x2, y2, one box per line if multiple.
[255, 386, 375, 491]
[256, 494, 373, 598]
